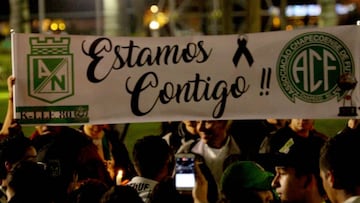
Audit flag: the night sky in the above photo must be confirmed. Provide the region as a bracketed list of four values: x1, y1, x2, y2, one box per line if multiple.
[0, 0, 318, 16]
[0, 0, 319, 20]
[1, 0, 95, 18]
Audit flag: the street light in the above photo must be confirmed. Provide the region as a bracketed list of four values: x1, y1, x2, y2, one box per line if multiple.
[150, 5, 159, 13]
[149, 20, 160, 30]
[144, 4, 169, 37]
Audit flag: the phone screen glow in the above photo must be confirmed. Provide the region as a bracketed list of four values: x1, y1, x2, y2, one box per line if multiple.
[175, 156, 195, 189]
[175, 173, 195, 188]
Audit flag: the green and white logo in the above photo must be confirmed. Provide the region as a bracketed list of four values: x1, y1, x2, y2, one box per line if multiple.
[27, 37, 74, 103]
[277, 32, 354, 103]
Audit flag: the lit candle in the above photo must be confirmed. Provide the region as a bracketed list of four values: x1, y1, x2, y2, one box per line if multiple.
[116, 170, 123, 185]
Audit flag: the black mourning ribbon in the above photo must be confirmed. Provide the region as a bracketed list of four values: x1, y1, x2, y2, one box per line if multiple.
[232, 36, 254, 67]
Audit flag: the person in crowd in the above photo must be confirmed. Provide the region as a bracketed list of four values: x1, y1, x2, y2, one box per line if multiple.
[72, 140, 114, 187]
[0, 134, 37, 203]
[345, 119, 360, 130]
[29, 125, 64, 140]
[100, 185, 144, 203]
[29, 125, 80, 154]
[5, 160, 52, 203]
[319, 130, 360, 203]
[162, 120, 200, 153]
[67, 178, 109, 203]
[79, 124, 135, 182]
[0, 75, 117, 202]
[258, 119, 328, 172]
[271, 137, 327, 203]
[103, 124, 129, 143]
[337, 118, 360, 134]
[148, 176, 184, 203]
[177, 120, 244, 203]
[34, 125, 113, 203]
[264, 119, 328, 152]
[230, 119, 289, 160]
[31, 125, 115, 202]
[160, 121, 181, 137]
[127, 135, 175, 203]
[148, 155, 209, 203]
[220, 161, 278, 203]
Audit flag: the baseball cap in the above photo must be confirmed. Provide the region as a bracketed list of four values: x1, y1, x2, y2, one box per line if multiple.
[272, 137, 321, 174]
[220, 161, 274, 194]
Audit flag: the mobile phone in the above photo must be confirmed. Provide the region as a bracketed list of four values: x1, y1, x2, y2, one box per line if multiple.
[175, 153, 195, 191]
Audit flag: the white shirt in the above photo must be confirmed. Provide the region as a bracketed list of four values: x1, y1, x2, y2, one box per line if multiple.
[191, 135, 241, 189]
[127, 176, 158, 203]
[344, 196, 360, 203]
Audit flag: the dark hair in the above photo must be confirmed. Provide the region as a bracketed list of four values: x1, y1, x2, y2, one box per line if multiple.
[320, 131, 360, 193]
[100, 185, 144, 203]
[160, 121, 181, 137]
[219, 189, 263, 203]
[0, 135, 34, 179]
[75, 144, 113, 186]
[35, 126, 100, 203]
[68, 178, 109, 203]
[7, 160, 51, 203]
[149, 177, 184, 203]
[133, 135, 174, 179]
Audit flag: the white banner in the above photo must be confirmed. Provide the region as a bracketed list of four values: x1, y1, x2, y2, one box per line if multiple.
[11, 25, 360, 124]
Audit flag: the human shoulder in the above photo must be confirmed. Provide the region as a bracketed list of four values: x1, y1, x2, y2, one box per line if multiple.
[162, 132, 172, 145]
[127, 176, 158, 203]
[0, 187, 6, 203]
[310, 129, 329, 141]
[344, 196, 360, 203]
[128, 176, 158, 186]
[176, 139, 198, 154]
[268, 126, 295, 151]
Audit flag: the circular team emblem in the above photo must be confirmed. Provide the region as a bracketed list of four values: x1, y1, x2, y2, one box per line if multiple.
[277, 32, 354, 103]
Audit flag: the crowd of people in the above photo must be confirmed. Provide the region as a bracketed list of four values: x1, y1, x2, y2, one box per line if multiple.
[0, 75, 360, 203]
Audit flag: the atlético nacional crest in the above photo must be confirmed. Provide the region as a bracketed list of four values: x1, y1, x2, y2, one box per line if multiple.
[277, 31, 354, 103]
[27, 37, 74, 103]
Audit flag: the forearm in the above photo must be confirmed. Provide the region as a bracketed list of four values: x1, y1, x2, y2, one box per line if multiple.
[194, 199, 209, 203]
[0, 76, 15, 138]
[0, 98, 14, 138]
